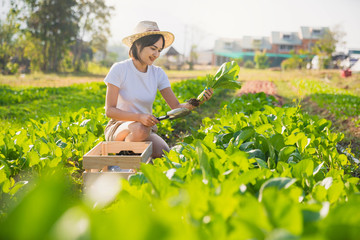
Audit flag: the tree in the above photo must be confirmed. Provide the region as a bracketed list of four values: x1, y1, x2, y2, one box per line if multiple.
[188, 44, 198, 70]
[0, 7, 21, 74]
[312, 26, 346, 69]
[24, 0, 79, 72]
[72, 0, 114, 71]
[254, 50, 269, 69]
[1, 0, 114, 73]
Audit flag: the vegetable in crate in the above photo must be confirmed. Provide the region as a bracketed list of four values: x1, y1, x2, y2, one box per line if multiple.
[188, 61, 241, 106]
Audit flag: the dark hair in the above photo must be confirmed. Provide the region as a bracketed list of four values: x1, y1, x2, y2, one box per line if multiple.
[129, 34, 165, 61]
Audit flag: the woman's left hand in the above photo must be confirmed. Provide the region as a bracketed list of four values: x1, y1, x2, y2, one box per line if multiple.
[200, 88, 213, 104]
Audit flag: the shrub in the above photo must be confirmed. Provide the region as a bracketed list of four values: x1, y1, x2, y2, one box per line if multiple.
[5, 62, 19, 74]
[87, 62, 109, 75]
[281, 51, 305, 70]
[281, 58, 299, 70]
[231, 57, 244, 67]
[244, 60, 255, 69]
[254, 50, 269, 69]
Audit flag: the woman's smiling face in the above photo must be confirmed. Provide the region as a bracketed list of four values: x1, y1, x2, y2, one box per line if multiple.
[138, 37, 163, 66]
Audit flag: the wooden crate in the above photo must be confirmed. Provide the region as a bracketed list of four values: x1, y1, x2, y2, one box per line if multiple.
[83, 141, 152, 186]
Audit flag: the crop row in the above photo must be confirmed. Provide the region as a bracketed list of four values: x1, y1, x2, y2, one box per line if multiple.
[123, 93, 360, 239]
[0, 83, 106, 129]
[0, 78, 229, 196]
[1, 87, 359, 239]
[292, 79, 360, 120]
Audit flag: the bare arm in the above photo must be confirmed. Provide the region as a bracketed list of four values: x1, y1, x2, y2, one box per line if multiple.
[105, 83, 158, 126]
[160, 87, 213, 110]
[160, 87, 194, 110]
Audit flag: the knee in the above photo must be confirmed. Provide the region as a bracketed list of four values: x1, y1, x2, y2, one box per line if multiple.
[128, 123, 151, 141]
[152, 142, 170, 159]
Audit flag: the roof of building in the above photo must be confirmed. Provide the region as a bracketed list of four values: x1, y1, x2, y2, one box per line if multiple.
[214, 51, 308, 59]
[270, 31, 302, 45]
[299, 26, 329, 40]
[165, 46, 180, 56]
[214, 38, 242, 53]
[241, 36, 272, 50]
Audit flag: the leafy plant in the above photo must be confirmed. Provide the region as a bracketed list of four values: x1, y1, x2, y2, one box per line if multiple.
[1, 73, 359, 240]
[188, 61, 241, 106]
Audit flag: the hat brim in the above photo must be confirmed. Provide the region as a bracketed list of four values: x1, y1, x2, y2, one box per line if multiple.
[122, 31, 175, 49]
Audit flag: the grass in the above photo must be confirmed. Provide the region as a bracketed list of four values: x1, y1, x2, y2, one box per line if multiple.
[0, 72, 106, 87]
[0, 67, 217, 87]
[237, 68, 360, 98]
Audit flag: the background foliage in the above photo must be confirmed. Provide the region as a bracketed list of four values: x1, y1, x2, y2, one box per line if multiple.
[0, 0, 113, 74]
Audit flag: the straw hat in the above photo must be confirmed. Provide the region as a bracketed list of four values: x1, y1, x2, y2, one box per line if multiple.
[122, 21, 175, 49]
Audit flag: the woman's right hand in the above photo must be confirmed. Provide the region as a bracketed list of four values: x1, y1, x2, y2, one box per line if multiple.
[139, 113, 159, 127]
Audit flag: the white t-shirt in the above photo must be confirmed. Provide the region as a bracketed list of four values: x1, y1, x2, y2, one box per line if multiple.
[104, 59, 171, 115]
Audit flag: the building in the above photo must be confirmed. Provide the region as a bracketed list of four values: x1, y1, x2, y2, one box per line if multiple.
[242, 36, 272, 52]
[213, 26, 329, 67]
[163, 46, 185, 70]
[195, 49, 214, 65]
[299, 27, 329, 52]
[339, 48, 360, 71]
[213, 38, 242, 65]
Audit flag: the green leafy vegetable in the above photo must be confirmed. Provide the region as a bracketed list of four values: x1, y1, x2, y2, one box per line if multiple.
[188, 61, 241, 106]
[198, 61, 241, 100]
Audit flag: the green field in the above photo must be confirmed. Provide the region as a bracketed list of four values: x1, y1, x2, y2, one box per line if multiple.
[0, 69, 359, 240]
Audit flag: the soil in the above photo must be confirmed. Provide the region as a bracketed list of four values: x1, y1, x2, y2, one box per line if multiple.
[188, 98, 200, 107]
[107, 150, 141, 156]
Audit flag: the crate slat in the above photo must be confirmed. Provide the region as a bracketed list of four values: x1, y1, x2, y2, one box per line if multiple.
[83, 141, 152, 188]
[105, 141, 150, 154]
[83, 156, 141, 169]
[84, 142, 102, 156]
[83, 141, 152, 169]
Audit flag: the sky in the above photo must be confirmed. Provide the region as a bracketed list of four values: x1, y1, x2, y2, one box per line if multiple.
[1, 0, 359, 56]
[106, 0, 360, 55]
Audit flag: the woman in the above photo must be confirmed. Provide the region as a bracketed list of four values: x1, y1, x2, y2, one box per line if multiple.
[104, 21, 213, 159]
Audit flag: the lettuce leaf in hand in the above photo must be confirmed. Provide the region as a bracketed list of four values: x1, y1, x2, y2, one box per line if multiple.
[194, 61, 241, 104]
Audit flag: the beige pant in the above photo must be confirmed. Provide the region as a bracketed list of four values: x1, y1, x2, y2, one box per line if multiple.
[105, 119, 126, 141]
[104, 119, 167, 158]
[104, 119, 158, 141]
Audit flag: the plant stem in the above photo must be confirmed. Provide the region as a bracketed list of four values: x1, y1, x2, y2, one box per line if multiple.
[196, 89, 206, 101]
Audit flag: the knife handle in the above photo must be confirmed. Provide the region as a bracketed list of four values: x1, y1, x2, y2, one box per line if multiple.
[156, 115, 169, 121]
